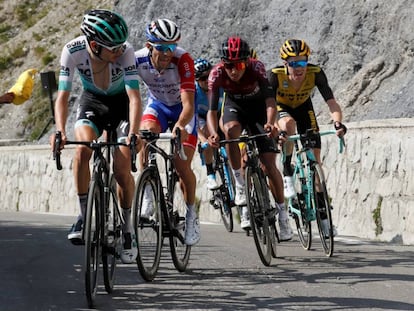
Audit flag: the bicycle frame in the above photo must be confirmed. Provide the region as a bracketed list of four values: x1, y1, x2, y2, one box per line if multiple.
[284, 129, 344, 255]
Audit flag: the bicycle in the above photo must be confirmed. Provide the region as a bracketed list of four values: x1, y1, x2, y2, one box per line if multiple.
[132, 128, 191, 281]
[53, 130, 136, 308]
[284, 129, 344, 257]
[198, 141, 239, 232]
[220, 131, 279, 266]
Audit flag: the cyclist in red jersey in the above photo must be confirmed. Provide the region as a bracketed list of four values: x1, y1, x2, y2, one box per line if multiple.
[207, 36, 293, 241]
[267, 39, 347, 237]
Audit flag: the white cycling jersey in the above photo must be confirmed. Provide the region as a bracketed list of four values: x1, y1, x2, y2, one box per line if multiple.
[134, 46, 195, 106]
[58, 35, 140, 96]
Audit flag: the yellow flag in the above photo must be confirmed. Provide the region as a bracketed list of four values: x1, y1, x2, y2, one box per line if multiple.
[8, 68, 38, 105]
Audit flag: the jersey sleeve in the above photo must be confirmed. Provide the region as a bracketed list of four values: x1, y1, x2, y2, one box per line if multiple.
[177, 53, 195, 93]
[266, 68, 279, 97]
[121, 45, 140, 91]
[58, 45, 76, 92]
[315, 68, 335, 102]
[254, 60, 274, 99]
[207, 65, 222, 111]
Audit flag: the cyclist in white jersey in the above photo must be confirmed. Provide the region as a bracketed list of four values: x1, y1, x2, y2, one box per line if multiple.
[50, 10, 142, 264]
[135, 18, 200, 246]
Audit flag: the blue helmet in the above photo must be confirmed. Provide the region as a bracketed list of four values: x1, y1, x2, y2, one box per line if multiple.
[194, 58, 212, 79]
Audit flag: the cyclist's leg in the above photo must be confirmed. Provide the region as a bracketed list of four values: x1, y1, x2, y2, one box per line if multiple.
[198, 119, 218, 190]
[69, 92, 102, 244]
[222, 102, 245, 209]
[175, 125, 200, 245]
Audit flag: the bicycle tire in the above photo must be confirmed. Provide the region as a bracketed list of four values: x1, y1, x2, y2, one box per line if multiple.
[169, 178, 191, 272]
[313, 163, 334, 256]
[216, 158, 234, 232]
[84, 179, 102, 309]
[292, 174, 312, 250]
[245, 167, 272, 266]
[102, 174, 120, 293]
[133, 167, 162, 281]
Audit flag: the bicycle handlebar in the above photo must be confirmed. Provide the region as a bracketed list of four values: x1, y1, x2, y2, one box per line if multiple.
[52, 131, 138, 171]
[139, 128, 187, 161]
[288, 129, 345, 153]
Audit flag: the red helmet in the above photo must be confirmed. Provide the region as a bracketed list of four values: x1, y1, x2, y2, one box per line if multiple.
[219, 36, 250, 61]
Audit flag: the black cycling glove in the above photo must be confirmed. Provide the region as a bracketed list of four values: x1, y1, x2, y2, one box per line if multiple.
[334, 121, 347, 134]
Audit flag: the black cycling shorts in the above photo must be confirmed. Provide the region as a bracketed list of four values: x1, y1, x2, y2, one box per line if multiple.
[76, 90, 130, 140]
[222, 96, 277, 154]
[277, 99, 321, 149]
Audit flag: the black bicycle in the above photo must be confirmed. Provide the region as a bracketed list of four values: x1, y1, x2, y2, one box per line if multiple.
[220, 131, 279, 266]
[133, 128, 191, 281]
[53, 130, 136, 308]
[198, 141, 238, 232]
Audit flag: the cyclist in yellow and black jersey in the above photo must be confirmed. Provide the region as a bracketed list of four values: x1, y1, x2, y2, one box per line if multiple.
[267, 39, 347, 236]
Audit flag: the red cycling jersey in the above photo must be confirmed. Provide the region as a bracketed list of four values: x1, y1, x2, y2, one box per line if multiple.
[207, 59, 274, 111]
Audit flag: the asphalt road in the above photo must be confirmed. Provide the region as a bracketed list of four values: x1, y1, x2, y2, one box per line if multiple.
[1, 211, 413, 311]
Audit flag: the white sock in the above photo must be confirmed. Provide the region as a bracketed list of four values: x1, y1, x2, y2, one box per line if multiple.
[278, 203, 288, 221]
[232, 168, 245, 187]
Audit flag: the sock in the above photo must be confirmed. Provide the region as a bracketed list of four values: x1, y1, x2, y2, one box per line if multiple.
[186, 204, 196, 218]
[78, 194, 88, 221]
[317, 192, 327, 219]
[232, 168, 245, 187]
[283, 155, 293, 176]
[278, 203, 288, 221]
[122, 207, 132, 233]
[206, 163, 215, 176]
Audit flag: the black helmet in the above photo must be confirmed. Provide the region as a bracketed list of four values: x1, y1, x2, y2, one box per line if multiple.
[280, 39, 311, 60]
[219, 36, 250, 61]
[81, 9, 128, 46]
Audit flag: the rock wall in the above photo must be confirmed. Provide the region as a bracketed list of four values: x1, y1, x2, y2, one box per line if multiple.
[0, 119, 412, 244]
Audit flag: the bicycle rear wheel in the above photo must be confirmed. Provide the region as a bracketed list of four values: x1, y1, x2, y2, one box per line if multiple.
[246, 167, 272, 266]
[102, 174, 120, 293]
[84, 179, 102, 308]
[169, 178, 191, 272]
[313, 163, 334, 256]
[133, 167, 162, 281]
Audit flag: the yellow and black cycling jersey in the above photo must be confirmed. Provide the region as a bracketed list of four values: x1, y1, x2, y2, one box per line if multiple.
[267, 64, 334, 109]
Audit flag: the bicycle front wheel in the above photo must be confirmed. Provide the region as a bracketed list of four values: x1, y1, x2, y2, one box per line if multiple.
[217, 161, 234, 232]
[246, 167, 272, 266]
[102, 174, 120, 293]
[84, 179, 102, 309]
[313, 163, 334, 256]
[133, 167, 162, 281]
[169, 178, 191, 272]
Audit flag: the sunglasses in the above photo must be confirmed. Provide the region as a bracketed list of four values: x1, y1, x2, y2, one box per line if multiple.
[287, 60, 308, 68]
[223, 61, 246, 70]
[98, 42, 126, 53]
[148, 42, 177, 52]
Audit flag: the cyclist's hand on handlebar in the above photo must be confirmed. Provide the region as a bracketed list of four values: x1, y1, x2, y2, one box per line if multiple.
[208, 132, 220, 148]
[49, 131, 66, 152]
[263, 122, 278, 139]
[127, 133, 143, 152]
[278, 130, 288, 145]
[334, 121, 347, 137]
[172, 125, 188, 142]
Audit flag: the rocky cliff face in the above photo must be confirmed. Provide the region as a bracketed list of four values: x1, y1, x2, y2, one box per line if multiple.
[117, 0, 414, 124]
[0, 0, 413, 141]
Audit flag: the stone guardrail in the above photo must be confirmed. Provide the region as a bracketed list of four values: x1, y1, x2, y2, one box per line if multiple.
[0, 118, 412, 244]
